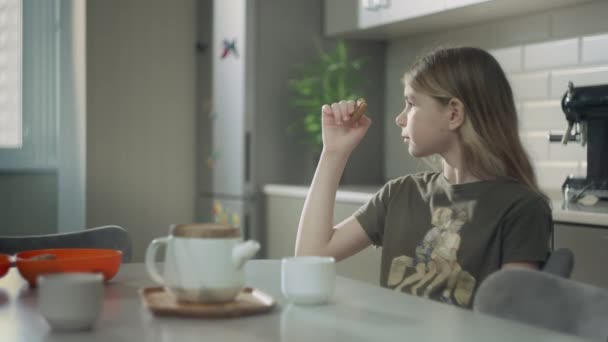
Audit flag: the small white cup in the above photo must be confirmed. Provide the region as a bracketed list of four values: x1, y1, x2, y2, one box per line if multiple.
[281, 256, 336, 305]
[38, 273, 104, 331]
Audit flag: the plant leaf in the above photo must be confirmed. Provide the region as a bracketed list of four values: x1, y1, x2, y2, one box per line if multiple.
[287, 39, 368, 150]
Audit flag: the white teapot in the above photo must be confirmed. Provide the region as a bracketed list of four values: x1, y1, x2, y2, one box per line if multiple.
[145, 223, 260, 303]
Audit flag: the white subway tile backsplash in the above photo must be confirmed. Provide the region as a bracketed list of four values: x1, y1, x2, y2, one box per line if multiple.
[509, 72, 549, 101]
[494, 13, 550, 46]
[439, 23, 496, 48]
[521, 132, 549, 161]
[490, 47, 522, 73]
[520, 100, 563, 131]
[580, 161, 587, 177]
[582, 33, 608, 65]
[551, 1, 608, 39]
[523, 39, 579, 71]
[548, 142, 586, 162]
[534, 161, 579, 190]
[550, 66, 608, 98]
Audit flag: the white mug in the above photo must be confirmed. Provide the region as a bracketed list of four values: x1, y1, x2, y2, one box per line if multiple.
[38, 273, 104, 331]
[281, 256, 336, 305]
[145, 223, 260, 303]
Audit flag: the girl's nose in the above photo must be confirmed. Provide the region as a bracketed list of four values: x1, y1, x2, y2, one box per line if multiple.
[395, 111, 407, 127]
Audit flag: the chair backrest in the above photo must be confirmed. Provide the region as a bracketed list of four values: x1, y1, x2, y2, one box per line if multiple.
[542, 248, 575, 278]
[0, 225, 132, 262]
[474, 268, 608, 341]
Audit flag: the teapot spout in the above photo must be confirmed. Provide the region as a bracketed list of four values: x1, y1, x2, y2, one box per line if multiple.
[232, 240, 260, 270]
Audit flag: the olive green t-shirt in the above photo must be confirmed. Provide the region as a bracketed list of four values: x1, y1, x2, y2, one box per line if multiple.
[354, 172, 552, 308]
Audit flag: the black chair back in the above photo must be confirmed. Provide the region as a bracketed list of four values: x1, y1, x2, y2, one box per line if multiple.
[0, 225, 132, 262]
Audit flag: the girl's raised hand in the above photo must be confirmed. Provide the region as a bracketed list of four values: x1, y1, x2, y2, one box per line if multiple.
[321, 99, 372, 156]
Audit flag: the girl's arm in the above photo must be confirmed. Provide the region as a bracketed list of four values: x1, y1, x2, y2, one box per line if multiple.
[294, 100, 373, 261]
[295, 151, 371, 261]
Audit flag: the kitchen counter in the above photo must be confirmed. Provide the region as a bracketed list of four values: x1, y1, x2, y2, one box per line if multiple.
[263, 184, 608, 228]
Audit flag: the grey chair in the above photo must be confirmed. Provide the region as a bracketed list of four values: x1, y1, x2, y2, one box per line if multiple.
[542, 248, 575, 278]
[474, 268, 608, 341]
[0, 225, 132, 262]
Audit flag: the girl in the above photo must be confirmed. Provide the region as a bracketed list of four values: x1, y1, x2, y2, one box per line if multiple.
[294, 46, 552, 308]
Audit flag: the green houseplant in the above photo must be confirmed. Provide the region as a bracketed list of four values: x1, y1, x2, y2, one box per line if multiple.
[288, 40, 367, 152]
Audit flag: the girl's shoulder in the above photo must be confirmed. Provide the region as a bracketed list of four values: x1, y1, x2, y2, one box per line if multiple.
[386, 171, 441, 187]
[494, 179, 552, 214]
[486, 176, 549, 204]
[381, 171, 442, 197]
[384, 172, 549, 207]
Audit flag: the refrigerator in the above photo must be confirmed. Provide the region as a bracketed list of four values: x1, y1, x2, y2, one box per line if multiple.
[198, 0, 263, 253]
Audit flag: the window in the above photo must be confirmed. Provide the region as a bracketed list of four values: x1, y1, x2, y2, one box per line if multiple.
[0, 0, 21, 148]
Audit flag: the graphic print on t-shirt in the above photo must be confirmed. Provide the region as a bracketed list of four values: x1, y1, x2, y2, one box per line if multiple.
[386, 206, 477, 306]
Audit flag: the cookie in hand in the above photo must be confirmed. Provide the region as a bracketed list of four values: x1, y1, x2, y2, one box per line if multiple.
[350, 98, 368, 123]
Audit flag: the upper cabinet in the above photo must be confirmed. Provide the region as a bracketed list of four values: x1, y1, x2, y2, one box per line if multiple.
[360, 0, 444, 30]
[325, 0, 594, 39]
[444, 0, 489, 10]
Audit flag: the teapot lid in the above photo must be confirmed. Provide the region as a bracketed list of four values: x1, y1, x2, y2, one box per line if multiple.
[170, 223, 240, 238]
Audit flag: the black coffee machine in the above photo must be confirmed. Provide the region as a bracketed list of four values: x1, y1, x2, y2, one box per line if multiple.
[552, 82, 608, 209]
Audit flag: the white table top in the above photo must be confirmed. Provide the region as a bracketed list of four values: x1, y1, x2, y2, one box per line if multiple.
[0, 261, 587, 342]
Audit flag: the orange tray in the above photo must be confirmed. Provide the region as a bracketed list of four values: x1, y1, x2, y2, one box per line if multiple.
[139, 287, 276, 319]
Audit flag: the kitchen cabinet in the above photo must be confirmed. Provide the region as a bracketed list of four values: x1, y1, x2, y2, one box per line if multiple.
[444, 0, 489, 10]
[324, 0, 593, 39]
[554, 222, 608, 289]
[326, 0, 443, 35]
[357, 0, 387, 30]
[265, 192, 382, 285]
[361, 0, 444, 29]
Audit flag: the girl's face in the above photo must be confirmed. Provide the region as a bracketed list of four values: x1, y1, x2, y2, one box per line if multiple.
[395, 85, 454, 158]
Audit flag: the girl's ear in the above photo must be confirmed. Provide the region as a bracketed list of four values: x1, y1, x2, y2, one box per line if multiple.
[447, 98, 465, 130]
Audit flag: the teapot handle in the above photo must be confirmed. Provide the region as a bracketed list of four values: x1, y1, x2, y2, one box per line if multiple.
[145, 237, 169, 285]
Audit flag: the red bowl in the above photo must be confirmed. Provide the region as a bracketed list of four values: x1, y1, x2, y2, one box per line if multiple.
[15, 248, 122, 287]
[0, 253, 10, 278]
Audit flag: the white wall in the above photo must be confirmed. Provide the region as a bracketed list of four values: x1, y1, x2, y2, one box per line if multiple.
[384, 0, 608, 194]
[87, 0, 197, 261]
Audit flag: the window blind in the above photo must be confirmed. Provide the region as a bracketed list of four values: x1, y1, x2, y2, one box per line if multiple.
[0, 0, 21, 148]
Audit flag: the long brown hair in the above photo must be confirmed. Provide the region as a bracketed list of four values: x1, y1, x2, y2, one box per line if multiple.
[404, 46, 542, 195]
